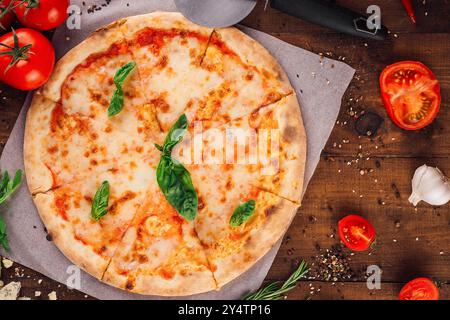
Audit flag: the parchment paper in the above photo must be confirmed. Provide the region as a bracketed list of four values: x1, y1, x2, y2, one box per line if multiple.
[0, 0, 355, 300]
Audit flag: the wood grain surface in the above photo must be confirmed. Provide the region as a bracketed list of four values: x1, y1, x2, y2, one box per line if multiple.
[0, 0, 449, 300]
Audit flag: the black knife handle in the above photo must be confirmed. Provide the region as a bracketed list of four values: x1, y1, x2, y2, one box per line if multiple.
[270, 0, 388, 40]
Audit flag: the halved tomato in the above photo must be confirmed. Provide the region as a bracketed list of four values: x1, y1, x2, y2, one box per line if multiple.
[399, 277, 439, 300]
[380, 61, 441, 130]
[338, 215, 376, 252]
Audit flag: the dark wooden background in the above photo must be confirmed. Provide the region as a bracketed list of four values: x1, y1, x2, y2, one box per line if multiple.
[0, 0, 449, 300]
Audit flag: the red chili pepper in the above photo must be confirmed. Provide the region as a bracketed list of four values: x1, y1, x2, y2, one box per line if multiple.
[402, 0, 417, 24]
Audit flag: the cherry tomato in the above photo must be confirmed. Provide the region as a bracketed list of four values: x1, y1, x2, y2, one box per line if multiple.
[0, 0, 15, 32]
[380, 61, 441, 130]
[13, 0, 69, 31]
[1, 0, 13, 7]
[1, 0, 13, 6]
[399, 278, 439, 300]
[0, 28, 55, 90]
[338, 215, 376, 252]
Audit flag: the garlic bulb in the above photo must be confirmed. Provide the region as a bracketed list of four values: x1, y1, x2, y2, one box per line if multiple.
[409, 165, 450, 206]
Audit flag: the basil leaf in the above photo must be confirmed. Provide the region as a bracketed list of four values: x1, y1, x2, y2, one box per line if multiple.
[0, 169, 21, 251]
[155, 114, 198, 221]
[162, 114, 188, 155]
[108, 61, 136, 117]
[0, 171, 9, 192]
[156, 156, 198, 221]
[0, 217, 9, 251]
[230, 200, 256, 228]
[0, 170, 23, 205]
[91, 181, 110, 221]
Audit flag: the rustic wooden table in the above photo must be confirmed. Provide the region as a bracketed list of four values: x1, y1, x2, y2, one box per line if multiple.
[0, 0, 449, 300]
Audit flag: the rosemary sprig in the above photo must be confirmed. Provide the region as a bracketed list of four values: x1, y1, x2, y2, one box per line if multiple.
[243, 260, 309, 300]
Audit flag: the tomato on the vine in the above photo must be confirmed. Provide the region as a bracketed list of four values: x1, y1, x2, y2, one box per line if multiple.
[0, 28, 54, 90]
[13, 0, 69, 31]
[0, 0, 15, 31]
[399, 278, 439, 300]
[338, 215, 376, 252]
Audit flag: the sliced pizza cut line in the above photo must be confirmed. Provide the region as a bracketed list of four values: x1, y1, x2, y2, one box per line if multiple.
[24, 93, 162, 196]
[117, 12, 296, 135]
[118, 12, 216, 134]
[99, 198, 148, 283]
[37, 19, 164, 148]
[180, 27, 294, 131]
[199, 28, 215, 67]
[191, 176, 300, 288]
[202, 28, 293, 100]
[172, 94, 306, 205]
[32, 174, 151, 280]
[102, 184, 218, 296]
[170, 94, 306, 288]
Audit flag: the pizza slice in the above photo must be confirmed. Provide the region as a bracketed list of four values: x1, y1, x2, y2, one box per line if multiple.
[102, 185, 217, 296]
[39, 20, 161, 144]
[24, 94, 161, 194]
[188, 166, 298, 287]
[183, 28, 294, 130]
[32, 164, 154, 279]
[119, 12, 215, 132]
[173, 94, 306, 204]
[167, 96, 304, 287]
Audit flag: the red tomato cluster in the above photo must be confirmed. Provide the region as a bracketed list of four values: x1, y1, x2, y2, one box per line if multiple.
[0, 0, 69, 90]
[0, 0, 15, 30]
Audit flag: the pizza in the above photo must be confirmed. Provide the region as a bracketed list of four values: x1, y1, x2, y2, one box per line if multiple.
[24, 12, 306, 296]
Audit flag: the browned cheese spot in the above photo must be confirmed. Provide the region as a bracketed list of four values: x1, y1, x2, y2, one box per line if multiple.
[283, 126, 298, 143]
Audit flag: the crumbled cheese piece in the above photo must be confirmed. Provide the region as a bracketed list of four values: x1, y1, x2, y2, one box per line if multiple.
[35, 291, 42, 297]
[2, 258, 13, 269]
[18, 297, 31, 300]
[0, 282, 21, 300]
[0, 280, 4, 288]
[48, 291, 57, 300]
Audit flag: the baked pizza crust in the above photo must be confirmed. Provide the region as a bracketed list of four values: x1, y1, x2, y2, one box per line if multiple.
[264, 94, 306, 204]
[213, 192, 299, 287]
[119, 11, 213, 37]
[210, 27, 293, 97]
[103, 268, 217, 297]
[40, 21, 126, 102]
[102, 223, 217, 296]
[33, 192, 109, 279]
[25, 11, 307, 296]
[24, 94, 59, 194]
[119, 12, 215, 132]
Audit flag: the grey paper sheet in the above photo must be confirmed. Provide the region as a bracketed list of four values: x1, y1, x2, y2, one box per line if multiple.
[0, 0, 355, 300]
